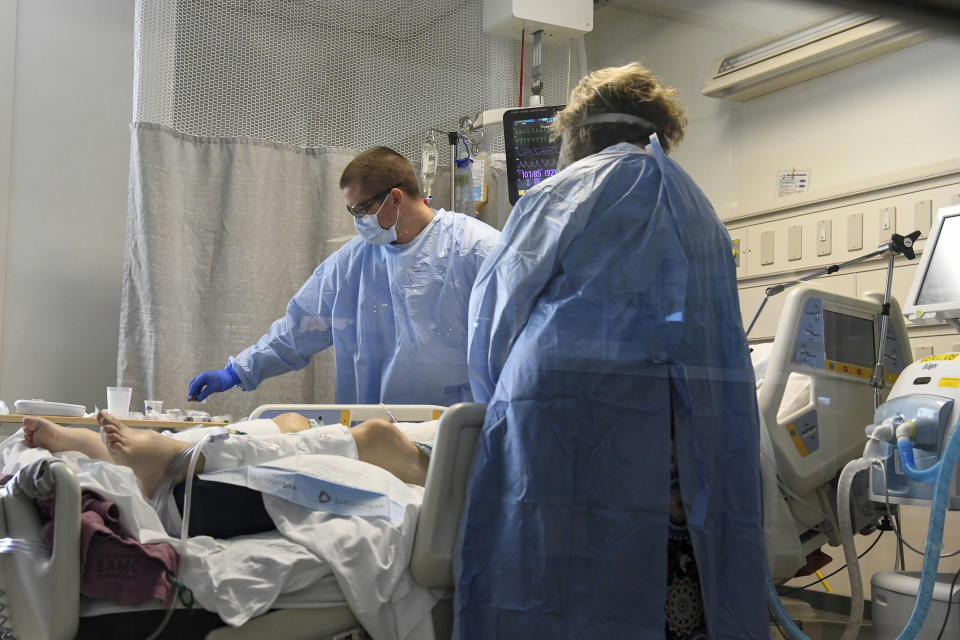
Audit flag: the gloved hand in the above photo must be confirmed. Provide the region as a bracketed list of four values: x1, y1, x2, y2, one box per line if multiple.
[188, 365, 241, 402]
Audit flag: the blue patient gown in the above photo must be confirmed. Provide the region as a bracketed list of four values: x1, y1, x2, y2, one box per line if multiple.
[229, 209, 499, 406]
[456, 138, 767, 638]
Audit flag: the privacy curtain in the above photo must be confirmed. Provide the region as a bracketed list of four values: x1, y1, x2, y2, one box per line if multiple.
[118, 123, 356, 418]
[122, 0, 585, 419]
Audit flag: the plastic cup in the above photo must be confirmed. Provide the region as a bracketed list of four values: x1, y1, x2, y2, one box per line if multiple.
[106, 386, 132, 418]
[144, 399, 163, 416]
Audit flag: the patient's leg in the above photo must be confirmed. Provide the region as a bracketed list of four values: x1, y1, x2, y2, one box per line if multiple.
[99, 411, 196, 499]
[272, 412, 312, 433]
[22, 416, 112, 461]
[352, 418, 428, 486]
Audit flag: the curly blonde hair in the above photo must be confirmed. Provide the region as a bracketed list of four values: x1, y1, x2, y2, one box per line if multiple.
[551, 62, 687, 162]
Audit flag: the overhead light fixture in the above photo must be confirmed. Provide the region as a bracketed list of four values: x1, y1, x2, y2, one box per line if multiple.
[702, 13, 931, 101]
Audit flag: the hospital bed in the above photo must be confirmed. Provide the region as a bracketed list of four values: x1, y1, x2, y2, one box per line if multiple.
[0, 402, 485, 640]
[0, 285, 916, 639]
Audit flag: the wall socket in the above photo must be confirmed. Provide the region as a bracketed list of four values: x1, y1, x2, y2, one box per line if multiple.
[817, 219, 832, 256]
[879, 206, 896, 244]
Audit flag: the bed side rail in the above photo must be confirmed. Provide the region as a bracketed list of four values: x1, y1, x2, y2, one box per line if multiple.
[249, 404, 446, 425]
[410, 402, 485, 588]
[0, 459, 81, 640]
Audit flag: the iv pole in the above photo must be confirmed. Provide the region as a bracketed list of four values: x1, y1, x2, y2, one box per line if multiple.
[745, 230, 921, 408]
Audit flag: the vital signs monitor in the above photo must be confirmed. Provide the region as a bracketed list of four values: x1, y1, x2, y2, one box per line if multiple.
[503, 105, 563, 205]
[903, 204, 960, 325]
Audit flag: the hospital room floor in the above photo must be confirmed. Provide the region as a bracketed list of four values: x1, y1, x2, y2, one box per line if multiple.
[771, 622, 877, 639]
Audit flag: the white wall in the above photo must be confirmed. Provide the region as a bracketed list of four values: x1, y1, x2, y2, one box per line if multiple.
[0, 0, 134, 410]
[586, 0, 960, 219]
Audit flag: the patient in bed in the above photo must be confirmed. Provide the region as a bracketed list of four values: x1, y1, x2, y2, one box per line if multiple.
[23, 411, 431, 538]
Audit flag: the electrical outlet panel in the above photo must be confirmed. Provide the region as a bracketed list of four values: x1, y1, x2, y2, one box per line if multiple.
[847, 213, 863, 251]
[817, 219, 832, 256]
[760, 230, 775, 266]
[914, 199, 932, 238]
[914, 345, 934, 360]
[788, 224, 802, 261]
[879, 206, 896, 245]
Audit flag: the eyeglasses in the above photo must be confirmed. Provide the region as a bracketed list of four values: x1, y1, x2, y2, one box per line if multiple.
[345, 184, 401, 218]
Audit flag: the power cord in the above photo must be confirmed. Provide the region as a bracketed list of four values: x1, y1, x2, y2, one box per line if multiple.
[872, 460, 960, 559]
[778, 529, 885, 597]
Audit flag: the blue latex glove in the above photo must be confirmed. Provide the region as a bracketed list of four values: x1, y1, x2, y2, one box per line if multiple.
[188, 364, 241, 402]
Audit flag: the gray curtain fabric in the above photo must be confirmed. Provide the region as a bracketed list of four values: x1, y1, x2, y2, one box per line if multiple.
[119, 123, 357, 419]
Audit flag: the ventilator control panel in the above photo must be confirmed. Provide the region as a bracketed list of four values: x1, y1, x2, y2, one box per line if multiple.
[761, 287, 915, 499]
[791, 296, 907, 381]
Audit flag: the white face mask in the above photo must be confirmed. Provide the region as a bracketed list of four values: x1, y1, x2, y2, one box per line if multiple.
[353, 193, 399, 245]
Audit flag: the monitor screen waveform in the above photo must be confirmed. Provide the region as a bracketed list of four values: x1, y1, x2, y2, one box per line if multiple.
[503, 106, 563, 205]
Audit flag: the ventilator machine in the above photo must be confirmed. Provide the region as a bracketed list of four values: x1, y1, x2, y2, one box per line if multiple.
[766, 205, 960, 639]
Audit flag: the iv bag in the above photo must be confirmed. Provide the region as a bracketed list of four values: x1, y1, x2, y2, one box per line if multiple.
[453, 135, 476, 216]
[454, 159, 476, 216]
[420, 141, 438, 201]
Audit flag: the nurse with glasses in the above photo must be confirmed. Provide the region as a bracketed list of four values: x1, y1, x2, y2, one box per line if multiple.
[188, 146, 499, 406]
[345, 183, 404, 245]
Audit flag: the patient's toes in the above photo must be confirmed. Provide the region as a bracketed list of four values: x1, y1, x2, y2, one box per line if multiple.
[97, 410, 125, 430]
[104, 427, 188, 500]
[22, 417, 64, 450]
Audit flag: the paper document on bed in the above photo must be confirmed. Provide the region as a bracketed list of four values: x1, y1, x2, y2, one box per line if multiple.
[199, 454, 419, 521]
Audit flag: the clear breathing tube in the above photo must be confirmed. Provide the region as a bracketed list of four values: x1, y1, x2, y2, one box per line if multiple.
[769, 414, 960, 640]
[143, 430, 221, 640]
[890, 415, 960, 639]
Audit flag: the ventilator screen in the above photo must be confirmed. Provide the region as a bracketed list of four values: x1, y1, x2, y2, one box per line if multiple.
[503, 105, 563, 205]
[823, 310, 875, 369]
[916, 214, 960, 306]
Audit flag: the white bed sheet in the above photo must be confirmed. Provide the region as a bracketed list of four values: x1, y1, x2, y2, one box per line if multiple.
[751, 342, 813, 421]
[0, 419, 441, 640]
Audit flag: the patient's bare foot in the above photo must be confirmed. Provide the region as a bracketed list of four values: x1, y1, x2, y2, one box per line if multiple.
[99, 411, 191, 499]
[22, 416, 112, 461]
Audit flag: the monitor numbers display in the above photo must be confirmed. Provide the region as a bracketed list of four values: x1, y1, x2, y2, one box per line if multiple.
[503, 105, 563, 205]
[511, 116, 560, 197]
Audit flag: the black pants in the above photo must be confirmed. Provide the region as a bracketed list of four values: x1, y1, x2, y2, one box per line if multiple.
[173, 479, 274, 538]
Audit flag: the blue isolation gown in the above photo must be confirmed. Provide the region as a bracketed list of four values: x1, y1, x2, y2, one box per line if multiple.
[229, 209, 499, 406]
[456, 138, 767, 638]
